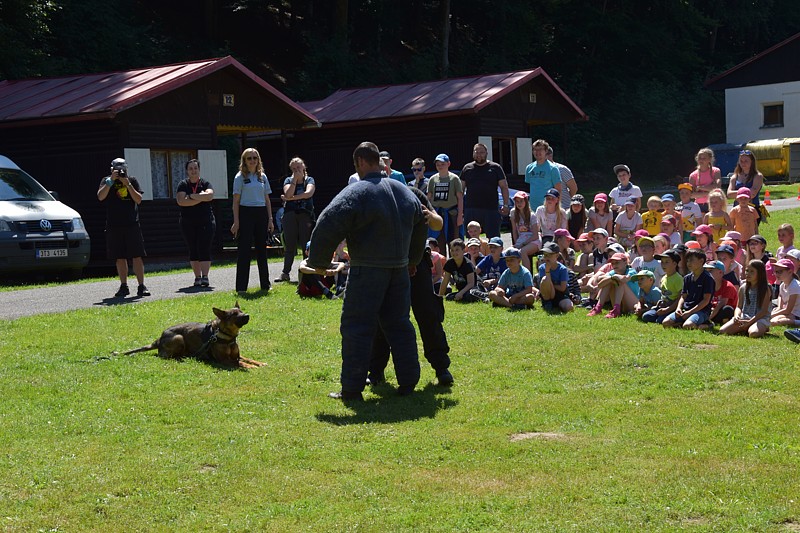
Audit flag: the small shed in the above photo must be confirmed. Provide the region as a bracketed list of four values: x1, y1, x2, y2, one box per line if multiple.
[257, 67, 588, 208]
[0, 56, 318, 264]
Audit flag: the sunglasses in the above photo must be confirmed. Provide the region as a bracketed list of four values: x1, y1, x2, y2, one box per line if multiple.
[412, 168, 423, 172]
[246, 156, 259, 161]
[739, 150, 753, 156]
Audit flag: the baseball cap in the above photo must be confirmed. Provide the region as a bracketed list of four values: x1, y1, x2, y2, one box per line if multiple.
[656, 249, 681, 263]
[624, 197, 637, 206]
[685, 240, 701, 249]
[576, 232, 591, 242]
[545, 188, 560, 198]
[571, 194, 585, 205]
[637, 236, 655, 248]
[588, 228, 608, 238]
[661, 193, 675, 202]
[610, 252, 628, 262]
[692, 224, 713, 236]
[634, 229, 650, 238]
[748, 234, 767, 245]
[554, 228, 574, 240]
[111, 157, 127, 169]
[662, 214, 677, 225]
[466, 238, 481, 247]
[593, 193, 608, 204]
[434, 153, 450, 163]
[487, 236, 504, 248]
[672, 243, 688, 254]
[379, 150, 391, 159]
[513, 190, 529, 200]
[723, 230, 742, 241]
[614, 164, 630, 174]
[716, 244, 735, 256]
[677, 182, 693, 192]
[630, 270, 655, 280]
[541, 242, 560, 255]
[787, 249, 800, 261]
[503, 247, 522, 259]
[607, 243, 626, 254]
[703, 260, 725, 271]
[774, 258, 796, 273]
[426, 237, 439, 246]
[736, 187, 751, 199]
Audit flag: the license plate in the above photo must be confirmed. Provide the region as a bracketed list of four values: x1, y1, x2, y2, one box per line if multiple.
[37, 249, 68, 258]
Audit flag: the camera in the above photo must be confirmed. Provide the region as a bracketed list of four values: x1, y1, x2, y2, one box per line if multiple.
[116, 167, 127, 177]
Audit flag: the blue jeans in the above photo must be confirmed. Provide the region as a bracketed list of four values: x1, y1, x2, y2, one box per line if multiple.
[665, 309, 710, 326]
[641, 308, 667, 323]
[340, 266, 420, 392]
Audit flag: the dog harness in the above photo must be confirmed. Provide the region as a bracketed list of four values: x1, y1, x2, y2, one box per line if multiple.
[191, 322, 237, 361]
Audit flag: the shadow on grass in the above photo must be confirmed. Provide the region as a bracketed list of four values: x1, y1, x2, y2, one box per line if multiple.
[316, 382, 458, 425]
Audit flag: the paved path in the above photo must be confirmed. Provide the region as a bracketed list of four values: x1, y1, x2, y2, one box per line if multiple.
[2, 197, 798, 321]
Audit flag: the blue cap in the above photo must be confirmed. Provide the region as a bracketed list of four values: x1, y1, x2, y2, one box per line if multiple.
[661, 193, 675, 202]
[488, 236, 504, 248]
[624, 197, 637, 206]
[716, 244, 735, 256]
[503, 247, 522, 259]
[545, 187, 560, 198]
[435, 153, 450, 162]
[703, 260, 725, 271]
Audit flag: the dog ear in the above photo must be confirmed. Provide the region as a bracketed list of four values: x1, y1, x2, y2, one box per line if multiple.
[212, 307, 226, 319]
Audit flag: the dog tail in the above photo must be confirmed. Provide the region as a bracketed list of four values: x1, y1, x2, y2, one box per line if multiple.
[120, 342, 159, 355]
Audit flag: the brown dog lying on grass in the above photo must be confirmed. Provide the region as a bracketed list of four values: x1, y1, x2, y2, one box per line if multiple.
[120, 303, 265, 369]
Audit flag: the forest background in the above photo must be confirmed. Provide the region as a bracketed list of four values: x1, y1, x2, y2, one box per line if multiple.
[2, 0, 799, 184]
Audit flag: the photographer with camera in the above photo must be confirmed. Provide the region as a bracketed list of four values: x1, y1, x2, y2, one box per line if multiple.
[97, 157, 150, 298]
[275, 156, 316, 282]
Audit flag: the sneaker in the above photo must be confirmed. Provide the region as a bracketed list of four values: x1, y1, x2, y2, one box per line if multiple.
[328, 390, 363, 401]
[193, 277, 202, 287]
[114, 284, 130, 298]
[137, 285, 151, 297]
[200, 276, 209, 287]
[784, 329, 800, 343]
[274, 272, 290, 283]
[436, 369, 454, 386]
[604, 304, 621, 318]
[587, 304, 602, 317]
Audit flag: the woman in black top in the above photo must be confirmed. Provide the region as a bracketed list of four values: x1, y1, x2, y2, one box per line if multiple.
[276, 157, 316, 282]
[176, 159, 216, 287]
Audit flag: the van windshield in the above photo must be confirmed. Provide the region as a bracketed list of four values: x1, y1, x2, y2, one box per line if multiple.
[0, 168, 53, 201]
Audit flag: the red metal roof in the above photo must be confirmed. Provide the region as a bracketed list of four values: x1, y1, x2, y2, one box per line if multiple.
[302, 68, 587, 124]
[0, 56, 318, 126]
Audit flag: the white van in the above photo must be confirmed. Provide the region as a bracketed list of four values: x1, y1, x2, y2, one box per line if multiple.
[0, 155, 90, 278]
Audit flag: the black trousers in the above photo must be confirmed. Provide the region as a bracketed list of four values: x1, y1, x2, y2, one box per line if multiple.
[281, 209, 314, 275]
[370, 253, 450, 377]
[236, 206, 270, 292]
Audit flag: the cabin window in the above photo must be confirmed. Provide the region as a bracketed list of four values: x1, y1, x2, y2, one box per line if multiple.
[150, 150, 194, 198]
[491, 137, 516, 176]
[762, 103, 784, 128]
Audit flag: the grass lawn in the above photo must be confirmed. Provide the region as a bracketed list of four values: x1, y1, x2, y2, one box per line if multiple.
[1, 211, 799, 531]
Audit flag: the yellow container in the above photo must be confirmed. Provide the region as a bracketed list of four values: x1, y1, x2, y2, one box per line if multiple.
[744, 138, 800, 179]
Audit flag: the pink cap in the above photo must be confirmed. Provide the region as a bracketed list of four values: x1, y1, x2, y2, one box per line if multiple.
[576, 232, 591, 242]
[775, 258, 797, 273]
[513, 190, 529, 200]
[554, 228, 575, 240]
[692, 224, 713, 236]
[593, 193, 608, 204]
[736, 187, 751, 200]
[723, 231, 742, 241]
[662, 214, 676, 224]
[610, 252, 628, 262]
[634, 229, 650, 238]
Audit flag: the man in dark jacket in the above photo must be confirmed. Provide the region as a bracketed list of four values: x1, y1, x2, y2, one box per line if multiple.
[307, 142, 428, 400]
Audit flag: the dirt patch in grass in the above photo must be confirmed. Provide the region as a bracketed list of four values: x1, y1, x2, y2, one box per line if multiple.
[199, 464, 217, 473]
[691, 343, 719, 350]
[682, 516, 709, 526]
[509, 432, 567, 442]
[780, 519, 800, 531]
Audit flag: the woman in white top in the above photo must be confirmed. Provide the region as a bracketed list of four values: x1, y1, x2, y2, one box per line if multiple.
[231, 148, 274, 293]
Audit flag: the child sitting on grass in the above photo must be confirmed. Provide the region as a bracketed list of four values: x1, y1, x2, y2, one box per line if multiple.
[465, 238, 484, 269]
[704, 260, 738, 328]
[475, 236, 507, 291]
[630, 236, 664, 284]
[632, 270, 662, 319]
[487, 248, 536, 310]
[466, 220, 490, 256]
[661, 214, 682, 246]
[691, 224, 716, 261]
[439, 238, 480, 302]
[729, 187, 759, 243]
[587, 193, 614, 236]
[297, 243, 345, 299]
[662, 249, 715, 330]
[719, 259, 772, 338]
[587, 251, 638, 318]
[716, 243, 741, 287]
[703, 188, 732, 244]
[614, 197, 643, 249]
[641, 249, 683, 324]
[537, 241, 574, 313]
[776, 223, 796, 259]
[641, 196, 664, 236]
[770, 259, 800, 327]
[574, 232, 595, 280]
